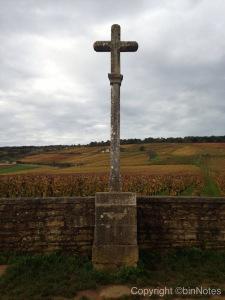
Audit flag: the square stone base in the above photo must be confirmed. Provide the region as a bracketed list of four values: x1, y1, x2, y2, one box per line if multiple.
[92, 192, 138, 270]
[92, 245, 138, 270]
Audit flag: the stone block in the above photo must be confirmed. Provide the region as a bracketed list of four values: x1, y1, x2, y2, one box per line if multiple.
[92, 192, 138, 270]
[94, 224, 137, 244]
[92, 245, 138, 270]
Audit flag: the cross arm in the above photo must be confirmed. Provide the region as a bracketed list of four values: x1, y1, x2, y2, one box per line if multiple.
[120, 41, 138, 52]
[93, 41, 111, 52]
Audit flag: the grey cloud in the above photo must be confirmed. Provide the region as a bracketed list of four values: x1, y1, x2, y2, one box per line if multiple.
[0, 0, 225, 146]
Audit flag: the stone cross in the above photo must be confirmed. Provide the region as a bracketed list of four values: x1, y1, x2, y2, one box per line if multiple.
[94, 24, 138, 192]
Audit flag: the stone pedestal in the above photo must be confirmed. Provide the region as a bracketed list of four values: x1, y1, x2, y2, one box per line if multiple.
[92, 192, 138, 270]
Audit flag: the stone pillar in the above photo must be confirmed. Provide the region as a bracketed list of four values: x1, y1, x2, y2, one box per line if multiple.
[92, 192, 138, 270]
[108, 73, 123, 192]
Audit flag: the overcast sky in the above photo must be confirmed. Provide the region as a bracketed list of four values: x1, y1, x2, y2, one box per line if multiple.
[0, 0, 225, 146]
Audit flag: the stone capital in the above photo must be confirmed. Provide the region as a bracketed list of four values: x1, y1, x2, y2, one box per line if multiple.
[108, 73, 123, 85]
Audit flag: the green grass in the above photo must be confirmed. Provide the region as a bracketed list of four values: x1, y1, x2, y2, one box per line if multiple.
[0, 164, 40, 174]
[198, 155, 221, 196]
[180, 184, 195, 196]
[0, 249, 225, 299]
[201, 176, 221, 196]
[149, 155, 200, 165]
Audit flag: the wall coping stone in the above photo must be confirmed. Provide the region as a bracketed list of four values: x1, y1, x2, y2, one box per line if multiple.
[1, 196, 225, 204]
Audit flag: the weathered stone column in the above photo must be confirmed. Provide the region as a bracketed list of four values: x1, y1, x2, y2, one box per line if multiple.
[92, 192, 138, 270]
[108, 73, 123, 192]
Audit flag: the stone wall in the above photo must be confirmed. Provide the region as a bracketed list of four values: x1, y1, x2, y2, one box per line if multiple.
[138, 197, 225, 250]
[0, 196, 225, 254]
[0, 197, 95, 255]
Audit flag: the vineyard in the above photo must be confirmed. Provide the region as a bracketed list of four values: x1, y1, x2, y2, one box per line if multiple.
[1, 142, 225, 197]
[0, 173, 203, 197]
[215, 173, 225, 196]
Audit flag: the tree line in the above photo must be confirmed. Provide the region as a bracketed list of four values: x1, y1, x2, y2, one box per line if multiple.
[88, 135, 225, 147]
[0, 135, 225, 161]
